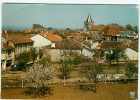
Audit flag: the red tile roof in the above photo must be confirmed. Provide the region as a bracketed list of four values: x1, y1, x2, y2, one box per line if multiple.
[54, 39, 82, 50]
[102, 25, 120, 36]
[101, 41, 126, 49]
[7, 33, 33, 44]
[40, 32, 63, 42]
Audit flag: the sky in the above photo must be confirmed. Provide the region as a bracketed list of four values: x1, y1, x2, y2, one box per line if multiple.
[2, 4, 139, 30]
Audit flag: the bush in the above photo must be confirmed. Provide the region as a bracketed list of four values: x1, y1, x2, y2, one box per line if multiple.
[25, 87, 53, 97]
[15, 51, 31, 70]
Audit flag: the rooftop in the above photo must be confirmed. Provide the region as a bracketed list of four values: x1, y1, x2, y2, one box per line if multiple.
[54, 39, 82, 50]
[40, 31, 63, 42]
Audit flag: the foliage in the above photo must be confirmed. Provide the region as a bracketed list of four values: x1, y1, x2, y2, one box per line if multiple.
[105, 48, 126, 64]
[133, 26, 138, 33]
[59, 58, 73, 79]
[39, 56, 51, 67]
[25, 62, 53, 96]
[30, 48, 38, 63]
[125, 24, 138, 33]
[85, 63, 103, 82]
[73, 55, 82, 65]
[125, 62, 138, 79]
[15, 51, 31, 70]
[126, 24, 133, 31]
[39, 49, 43, 58]
[105, 49, 114, 64]
[25, 87, 52, 96]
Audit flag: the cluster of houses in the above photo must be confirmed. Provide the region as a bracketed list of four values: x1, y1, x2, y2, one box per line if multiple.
[1, 15, 138, 71]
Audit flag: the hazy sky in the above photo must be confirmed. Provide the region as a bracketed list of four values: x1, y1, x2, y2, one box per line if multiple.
[2, 4, 138, 30]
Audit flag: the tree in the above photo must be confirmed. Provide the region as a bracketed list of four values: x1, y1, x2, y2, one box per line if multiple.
[15, 51, 31, 70]
[39, 49, 43, 59]
[105, 49, 114, 64]
[59, 57, 73, 80]
[126, 24, 133, 31]
[125, 62, 138, 79]
[39, 56, 51, 67]
[80, 62, 102, 92]
[85, 62, 102, 83]
[25, 62, 53, 96]
[30, 48, 38, 63]
[133, 26, 138, 33]
[105, 48, 126, 64]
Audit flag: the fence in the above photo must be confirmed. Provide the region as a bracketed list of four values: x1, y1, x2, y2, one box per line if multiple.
[1, 77, 137, 89]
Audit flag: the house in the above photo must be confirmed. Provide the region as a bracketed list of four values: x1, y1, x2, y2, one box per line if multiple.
[7, 34, 33, 56]
[1, 42, 15, 71]
[101, 25, 121, 41]
[31, 34, 52, 48]
[81, 40, 102, 58]
[31, 31, 64, 62]
[119, 31, 138, 40]
[42, 38, 82, 62]
[31, 31, 63, 48]
[65, 32, 84, 42]
[1, 32, 33, 71]
[124, 48, 138, 61]
[82, 47, 94, 59]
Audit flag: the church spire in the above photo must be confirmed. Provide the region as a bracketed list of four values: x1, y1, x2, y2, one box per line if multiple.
[84, 14, 94, 31]
[86, 14, 93, 24]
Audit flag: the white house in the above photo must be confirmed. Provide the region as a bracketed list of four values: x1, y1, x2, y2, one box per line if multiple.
[31, 34, 52, 48]
[124, 48, 138, 61]
[1, 32, 33, 71]
[31, 32, 63, 48]
[43, 39, 82, 62]
[81, 40, 101, 58]
[82, 48, 94, 59]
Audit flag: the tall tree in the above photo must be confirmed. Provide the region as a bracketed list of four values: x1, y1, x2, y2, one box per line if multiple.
[125, 62, 138, 79]
[30, 48, 38, 63]
[59, 57, 72, 80]
[85, 62, 102, 83]
[16, 51, 30, 67]
[105, 48, 126, 64]
[126, 24, 133, 31]
[133, 25, 138, 33]
[39, 56, 51, 67]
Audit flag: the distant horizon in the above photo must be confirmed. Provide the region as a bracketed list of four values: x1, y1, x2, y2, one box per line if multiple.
[2, 4, 138, 30]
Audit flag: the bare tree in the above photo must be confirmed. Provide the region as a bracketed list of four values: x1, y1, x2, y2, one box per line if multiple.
[25, 58, 53, 96]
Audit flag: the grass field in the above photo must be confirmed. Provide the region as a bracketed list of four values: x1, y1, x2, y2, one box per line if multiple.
[2, 82, 137, 100]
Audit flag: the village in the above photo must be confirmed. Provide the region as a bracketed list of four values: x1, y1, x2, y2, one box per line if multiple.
[1, 15, 138, 99]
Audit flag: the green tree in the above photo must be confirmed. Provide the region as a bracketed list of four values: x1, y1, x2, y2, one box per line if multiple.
[39, 56, 51, 67]
[126, 24, 133, 31]
[106, 48, 126, 64]
[133, 26, 138, 33]
[59, 57, 72, 79]
[106, 49, 114, 64]
[86, 63, 102, 83]
[16, 51, 30, 66]
[125, 62, 138, 79]
[30, 48, 38, 63]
